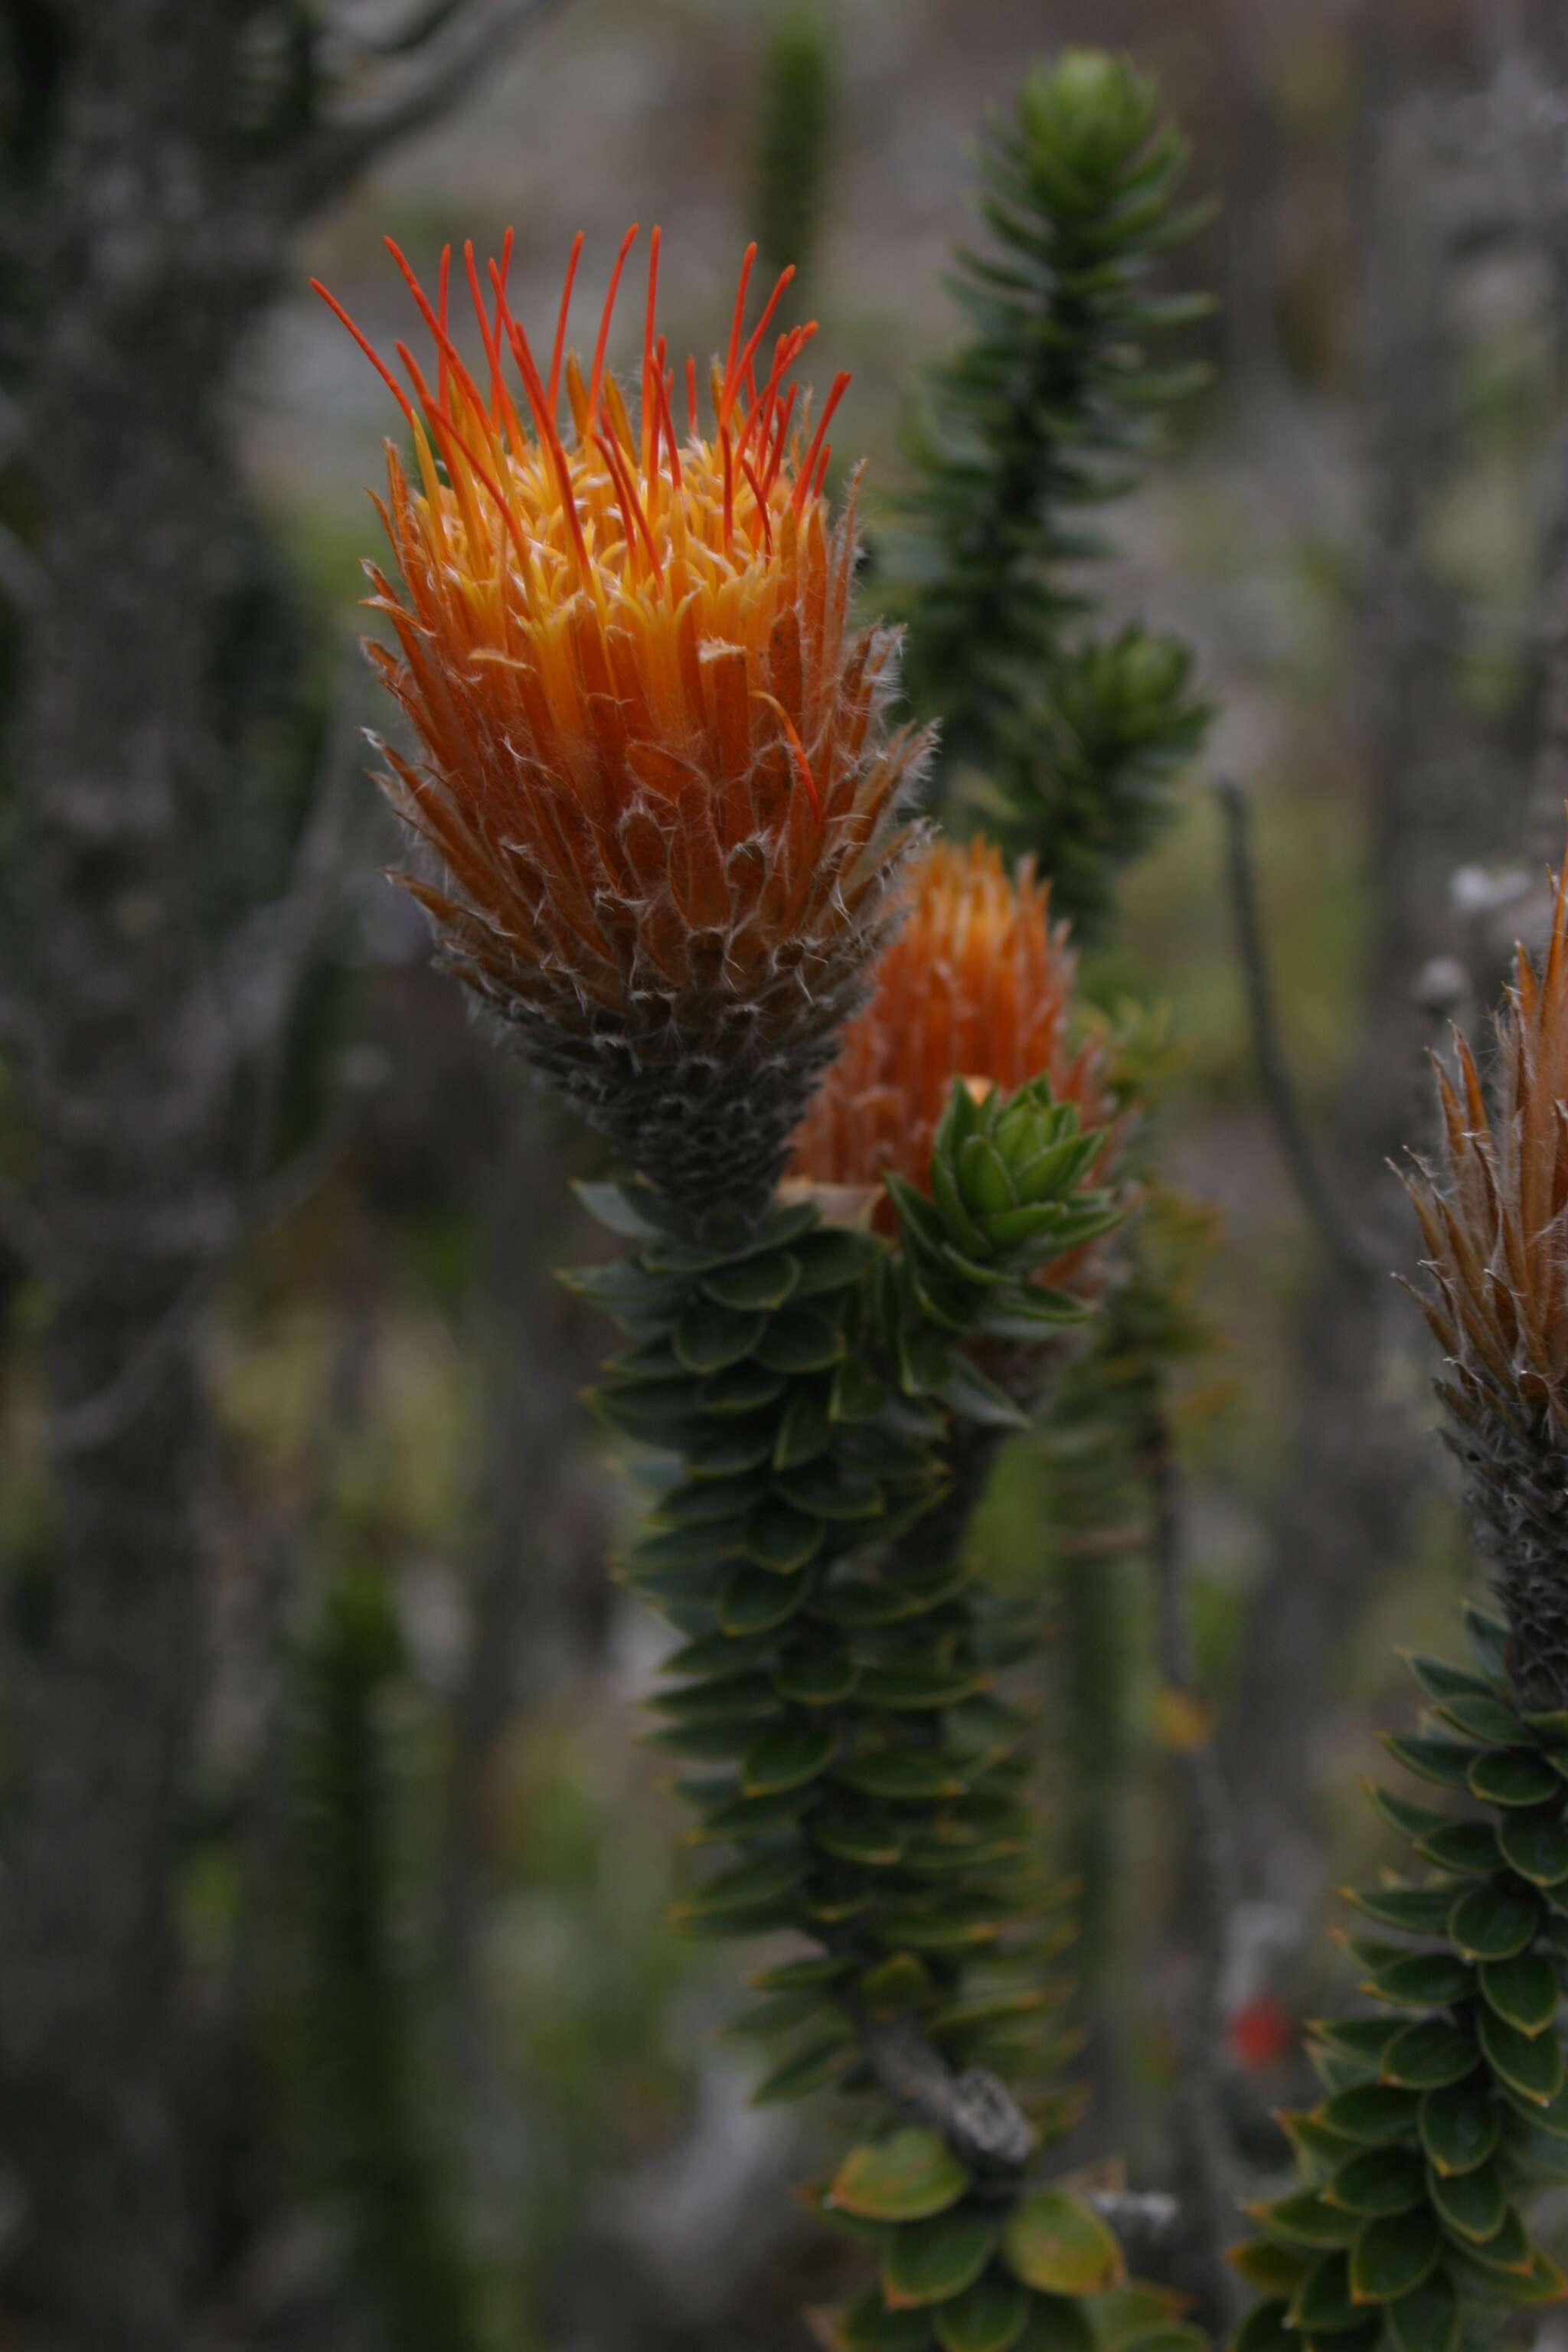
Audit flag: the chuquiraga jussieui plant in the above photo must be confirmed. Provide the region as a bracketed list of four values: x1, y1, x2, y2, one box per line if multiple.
[321, 215, 1212, 2350]
[898, 49, 1213, 937]
[1225, 865, 1568, 2351]
[897, 46, 1227, 2132]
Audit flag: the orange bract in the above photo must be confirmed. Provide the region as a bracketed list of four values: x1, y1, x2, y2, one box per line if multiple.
[1408, 858, 1568, 1442]
[789, 838, 1112, 1232]
[318, 228, 926, 1219]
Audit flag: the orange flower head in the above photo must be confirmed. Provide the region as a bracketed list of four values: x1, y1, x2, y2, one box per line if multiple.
[1406, 851, 1568, 1701]
[317, 229, 928, 1225]
[789, 836, 1114, 1257]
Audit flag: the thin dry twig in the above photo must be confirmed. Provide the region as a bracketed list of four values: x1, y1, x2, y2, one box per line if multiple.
[286, 0, 566, 211]
[1215, 777, 1380, 1284]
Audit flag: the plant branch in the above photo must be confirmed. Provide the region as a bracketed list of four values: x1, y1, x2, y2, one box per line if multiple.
[286, 0, 564, 212]
[854, 2013, 1037, 2177]
[1214, 777, 1381, 1284]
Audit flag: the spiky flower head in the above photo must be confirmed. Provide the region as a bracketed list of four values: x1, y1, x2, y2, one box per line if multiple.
[788, 836, 1113, 1264]
[317, 230, 928, 1229]
[1406, 859, 1568, 1707]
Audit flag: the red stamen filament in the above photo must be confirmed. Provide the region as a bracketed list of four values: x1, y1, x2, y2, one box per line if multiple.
[722, 241, 758, 412]
[764, 384, 798, 492]
[740, 455, 773, 554]
[722, 263, 795, 429]
[656, 360, 683, 491]
[309, 279, 419, 436]
[549, 230, 584, 414]
[595, 429, 663, 585]
[504, 315, 592, 583]
[436, 243, 452, 411]
[587, 223, 639, 436]
[792, 371, 851, 515]
[641, 224, 661, 478]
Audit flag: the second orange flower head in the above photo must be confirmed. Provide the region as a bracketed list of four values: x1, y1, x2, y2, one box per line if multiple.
[318, 229, 929, 1227]
[789, 838, 1115, 1273]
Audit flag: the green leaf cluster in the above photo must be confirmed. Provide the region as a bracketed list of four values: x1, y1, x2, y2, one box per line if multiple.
[897, 48, 1214, 932]
[808, 2130, 1201, 2350]
[568, 1086, 1137, 2322]
[1230, 1607, 1568, 2350]
[887, 1076, 1122, 1426]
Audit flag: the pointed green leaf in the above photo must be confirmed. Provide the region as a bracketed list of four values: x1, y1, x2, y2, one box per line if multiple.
[1367, 1787, 1450, 1843]
[829, 2129, 971, 2223]
[1462, 1604, 1510, 1678]
[808, 2287, 936, 2350]
[1380, 2017, 1475, 2090]
[1451, 2200, 1531, 2277]
[884, 2211, 997, 2309]
[755, 1305, 845, 1373]
[1497, 1804, 1568, 1886]
[1326, 2148, 1426, 2216]
[860, 1663, 991, 1712]
[774, 1380, 832, 1468]
[1428, 2158, 1504, 2245]
[685, 1416, 780, 1476]
[1359, 1949, 1473, 2009]
[750, 1952, 855, 1992]
[752, 2034, 855, 2105]
[1349, 2206, 1442, 2303]
[1447, 1883, 1540, 1961]
[701, 1362, 786, 1414]
[933, 1351, 1031, 1430]
[1231, 2305, 1292, 2352]
[1387, 2268, 1460, 2351]
[1432, 1691, 1531, 1745]
[1418, 2082, 1501, 2177]
[1466, 1748, 1560, 1807]
[791, 1229, 876, 1298]
[1478, 1949, 1557, 2035]
[1230, 2242, 1310, 2296]
[813, 1806, 906, 1867]
[1415, 1819, 1501, 1877]
[1344, 1884, 1457, 1936]
[837, 1749, 969, 1802]
[775, 1458, 885, 1521]
[1001, 2191, 1125, 2295]
[1318, 2086, 1421, 2144]
[719, 1564, 810, 1635]
[572, 1179, 670, 1240]
[743, 1499, 825, 1574]
[1289, 2249, 1359, 2330]
[1248, 2192, 1360, 2252]
[1005, 2294, 1093, 2351]
[675, 1294, 767, 1373]
[701, 1252, 801, 1312]
[1478, 2002, 1564, 2104]
[1383, 1733, 1478, 1794]
[671, 1850, 806, 1924]
[1403, 1655, 1505, 1708]
[931, 2266, 1030, 2352]
[830, 1356, 890, 1420]
[775, 1650, 860, 1707]
[743, 1714, 838, 1796]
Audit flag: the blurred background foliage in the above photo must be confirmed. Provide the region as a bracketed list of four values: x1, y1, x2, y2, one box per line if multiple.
[8, 0, 1568, 2344]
